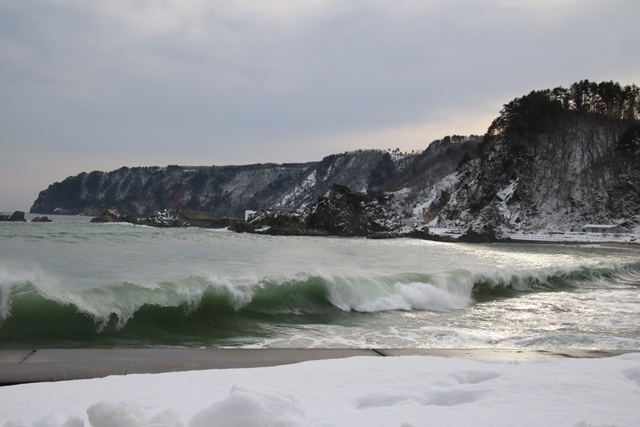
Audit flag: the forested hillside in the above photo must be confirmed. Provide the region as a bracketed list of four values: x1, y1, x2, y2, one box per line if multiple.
[433, 80, 640, 234]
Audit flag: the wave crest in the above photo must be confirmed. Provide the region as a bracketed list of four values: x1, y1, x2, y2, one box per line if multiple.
[0, 262, 637, 347]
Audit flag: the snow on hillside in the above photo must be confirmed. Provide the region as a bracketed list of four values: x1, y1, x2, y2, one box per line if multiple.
[412, 172, 459, 221]
[277, 170, 318, 210]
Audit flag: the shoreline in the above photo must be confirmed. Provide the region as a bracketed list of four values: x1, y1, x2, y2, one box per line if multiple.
[5, 212, 639, 247]
[1, 348, 636, 386]
[501, 239, 640, 249]
[598, 241, 640, 249]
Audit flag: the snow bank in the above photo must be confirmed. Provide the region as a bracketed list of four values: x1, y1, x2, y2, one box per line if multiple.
[2, 354, 639, 427]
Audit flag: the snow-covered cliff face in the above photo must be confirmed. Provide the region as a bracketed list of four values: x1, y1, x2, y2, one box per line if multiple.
[31, 81, 639, 233]
[30, 141, 473, 219]
[30, 164, 315, 217]
[430, 84, 640, 234]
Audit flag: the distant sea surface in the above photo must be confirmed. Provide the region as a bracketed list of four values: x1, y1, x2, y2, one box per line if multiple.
[1, 215, 639, 349]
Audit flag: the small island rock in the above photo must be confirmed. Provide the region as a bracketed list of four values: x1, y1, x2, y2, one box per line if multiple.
[0, 211, 29, 221]
[90, 206, 140, 225]
[32, 216, 52, 222]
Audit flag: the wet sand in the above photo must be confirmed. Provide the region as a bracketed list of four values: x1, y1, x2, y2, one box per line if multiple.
[0, 348, 635, 386]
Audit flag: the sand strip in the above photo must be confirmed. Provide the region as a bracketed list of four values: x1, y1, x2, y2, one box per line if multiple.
[0, 348, 636, 386]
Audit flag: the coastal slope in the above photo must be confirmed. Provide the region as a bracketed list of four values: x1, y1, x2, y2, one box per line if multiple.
[30, 80, 640, 235]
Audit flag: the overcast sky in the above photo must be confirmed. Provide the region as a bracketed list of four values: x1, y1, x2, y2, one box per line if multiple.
[2, 0, 639, 211]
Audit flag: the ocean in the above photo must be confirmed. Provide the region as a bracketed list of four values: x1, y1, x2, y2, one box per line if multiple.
[1, 215, 639, 349]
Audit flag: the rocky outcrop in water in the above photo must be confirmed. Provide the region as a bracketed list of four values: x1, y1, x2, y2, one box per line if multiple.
[141, 210, 188, 227]
[0, 211, 27, 222]
[0, 212, 52, 223]
[83, 197, 473, 242]
[90, 206, 140, 225]
[248, 210, 299, 228]
[246, 210, 309, 235]
[31, 216, 52, 222]
[229, 221, 255, 233]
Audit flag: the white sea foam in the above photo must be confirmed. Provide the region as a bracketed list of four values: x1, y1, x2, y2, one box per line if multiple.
[2, 220, 640, 349]
[0, 261, 52, 289]
[352, 281, 472, 312]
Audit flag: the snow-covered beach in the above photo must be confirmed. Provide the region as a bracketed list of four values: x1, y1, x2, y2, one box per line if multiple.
[2, 353, 640, 427]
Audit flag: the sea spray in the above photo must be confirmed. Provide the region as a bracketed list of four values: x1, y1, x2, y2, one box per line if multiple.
[2, 218, 639, 349]
[320, 272, 474, 312]
[469, 264, 622, 301]
[1, 263, 638, 348]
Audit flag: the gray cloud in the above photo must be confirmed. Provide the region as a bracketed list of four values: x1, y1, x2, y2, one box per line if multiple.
[1, 0, 639, 210]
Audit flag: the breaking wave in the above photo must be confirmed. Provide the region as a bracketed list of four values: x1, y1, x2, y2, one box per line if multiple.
[0, 262, 637, 348]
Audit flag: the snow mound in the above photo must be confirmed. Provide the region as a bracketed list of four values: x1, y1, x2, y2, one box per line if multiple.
[3, 355, 640, 427]
[189, 385, 310, 427]
[77, 386, 309, 427]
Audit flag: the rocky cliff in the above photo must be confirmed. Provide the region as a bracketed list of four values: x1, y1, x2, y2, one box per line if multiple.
[30, 140, 475, 219]
[31, 80, 640, 235]
[431, 80, 640, 235]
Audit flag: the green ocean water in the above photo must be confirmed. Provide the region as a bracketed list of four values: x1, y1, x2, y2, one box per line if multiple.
[1, 215, 639, 349]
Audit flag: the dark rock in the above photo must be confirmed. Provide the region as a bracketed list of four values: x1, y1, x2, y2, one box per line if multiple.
[258, 226, 328, 237]
[229, 221, 255, 233]
[402, 228, 432, 240]
[142, 210, 188, 227]
[458, 229, 493, 243]
[458, 227, 510, 243]
[367, 226, 457, 241]
[248, 210, 303, 229]
[206, 217, 239, 228]
[5, 211, 27, 222]
[176, 211, 218, 227]
[368, 231, 402, 239]
[90, 206, 140, 225]
[247, 209, 327, 236]
[305, 184, 401, 237]
[456, 204, 511, 243]
[31, 216, 52, 222]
